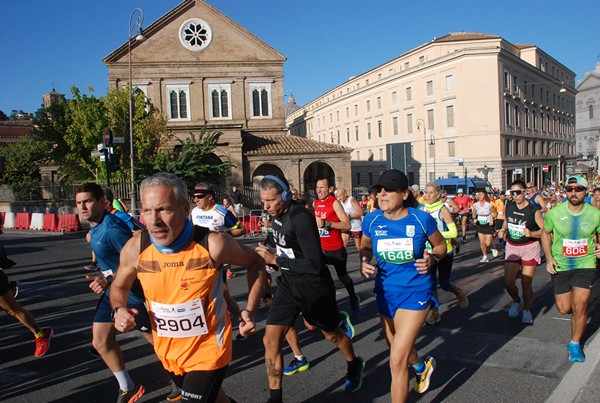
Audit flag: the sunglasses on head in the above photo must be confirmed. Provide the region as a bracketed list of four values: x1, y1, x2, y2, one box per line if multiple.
[510, 189, 524, 196]
[566, 186, 586, 193]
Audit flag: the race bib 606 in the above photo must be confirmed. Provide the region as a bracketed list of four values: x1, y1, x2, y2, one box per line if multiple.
[562, 239, 588, 258]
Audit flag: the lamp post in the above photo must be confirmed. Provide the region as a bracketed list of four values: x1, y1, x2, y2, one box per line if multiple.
[416, 118, 426, 184]
[128, 8, 145, 216]
[430, 131, 436, 180]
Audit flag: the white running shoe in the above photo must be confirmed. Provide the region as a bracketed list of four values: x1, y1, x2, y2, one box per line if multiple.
[480, 255, 489, 263]
[491, 248, 499, 258]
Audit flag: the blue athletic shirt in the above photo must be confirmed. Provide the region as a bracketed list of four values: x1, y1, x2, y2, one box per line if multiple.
[362, 207, 437, 293]
[90, 211, 144, 304]
[112, 209, 146, 231]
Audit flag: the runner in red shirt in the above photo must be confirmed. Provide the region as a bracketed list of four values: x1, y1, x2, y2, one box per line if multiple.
[453, 188, 473, 243]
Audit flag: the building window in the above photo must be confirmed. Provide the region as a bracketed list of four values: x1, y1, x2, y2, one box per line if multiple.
[337, 130, 340, 144]
[590, 105, 594, 119]
[427, 109, 434, 130]
[346, 107, 349, 118]
[355, 126, 359, 141]
[505, 139, 511, 156]
[515, 139, 521, 156]
[407, 113, 413, 133]
[354, 104, 358, 115]
[391, 91, 397, 105]
[346, 127, 350, 143]
[514, 105, 520, 127]
[377, 97, 382, 109]
[166, 83, 191, 121]
[367, 122, 372, 139]
[446, 105, 454, 128]
[207, 83, 231, 119]
[250, 82, 272, 118]
[406, 87, 412, 101]
[426, 81, 433, 96]
[379, 148, 384, 161]
[541, 113, 545, 131]
[336, 111, 339, 121]
[448, 141, 455, 157]
[378, 120, 382, 137]
[392, 116, 398, 135]
[179, 18, 213, 52]
[525, 108, 530, 129]
[366, 100, 371, 112]
[533, 110, 537, 130]
[504, 71, 510, 89]
[505, 102, 511, 125]
[445, 75, 454, 91]
[513, 76, 518, 94]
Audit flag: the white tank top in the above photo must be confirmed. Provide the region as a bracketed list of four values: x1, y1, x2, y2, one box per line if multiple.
[341, 196, 363, 232]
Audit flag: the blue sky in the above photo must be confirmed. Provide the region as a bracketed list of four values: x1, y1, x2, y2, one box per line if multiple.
[1, 0, 599, 115]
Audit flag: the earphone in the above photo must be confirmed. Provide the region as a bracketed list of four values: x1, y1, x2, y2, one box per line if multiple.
[264, 175, 292, 201]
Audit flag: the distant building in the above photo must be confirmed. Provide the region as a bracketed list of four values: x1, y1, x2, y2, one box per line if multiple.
[0, 120, 35, 147]
[43, 88, 65, 109]
[287, 32, 576, 190]
[575, 62, 600, 176]
[103, 0, 351, 198]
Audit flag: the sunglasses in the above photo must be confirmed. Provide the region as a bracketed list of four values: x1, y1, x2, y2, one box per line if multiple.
[194, 194, 209, 199]
[526, 186, 533, 189]
[565, 186, 586, 193]
[510, 189, 524, 196]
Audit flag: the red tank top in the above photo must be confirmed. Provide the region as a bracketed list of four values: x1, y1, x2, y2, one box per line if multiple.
[313, 195, 344, 251]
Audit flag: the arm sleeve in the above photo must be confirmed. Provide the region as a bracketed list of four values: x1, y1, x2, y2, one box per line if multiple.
[441, 222, 458, 239]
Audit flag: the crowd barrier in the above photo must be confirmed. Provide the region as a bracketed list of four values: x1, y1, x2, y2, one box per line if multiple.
[0, 212, 82, 232]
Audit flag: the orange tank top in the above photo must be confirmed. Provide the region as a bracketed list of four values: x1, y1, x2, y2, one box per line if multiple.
[137, 226, 232, 375]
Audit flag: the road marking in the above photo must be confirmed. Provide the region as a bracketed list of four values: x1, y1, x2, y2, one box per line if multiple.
[546, 331, 600, 402]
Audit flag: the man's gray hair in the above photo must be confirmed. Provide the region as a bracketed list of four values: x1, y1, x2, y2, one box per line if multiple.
[140, 173, 188, 203]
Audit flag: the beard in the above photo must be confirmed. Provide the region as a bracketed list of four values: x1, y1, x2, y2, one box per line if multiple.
[569, 196, 584, 206]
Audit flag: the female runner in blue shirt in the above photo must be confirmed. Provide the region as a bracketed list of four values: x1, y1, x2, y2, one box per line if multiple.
[360, 169, 447, 402]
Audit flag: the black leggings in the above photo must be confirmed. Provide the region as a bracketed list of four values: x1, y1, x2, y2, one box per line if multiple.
[171, 365, 229, 402]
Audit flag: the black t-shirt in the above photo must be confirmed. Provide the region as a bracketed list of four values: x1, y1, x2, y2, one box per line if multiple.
[505, 202, 540, 244]
[230, 191, 242, 204]
[271, 201, 326, 276]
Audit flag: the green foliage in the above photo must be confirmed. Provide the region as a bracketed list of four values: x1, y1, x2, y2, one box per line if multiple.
[0, 110, 7, 121]
[0, 136, 47, 200]
[154, 128, 233, 190]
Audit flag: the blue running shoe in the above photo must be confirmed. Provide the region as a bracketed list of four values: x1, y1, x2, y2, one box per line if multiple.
[283, 356, 310, 376]
[350, 295, 361, 318]
[340, 311, 355, 339]
[567, 343, 585, 362]
[344, 357, 365, 392]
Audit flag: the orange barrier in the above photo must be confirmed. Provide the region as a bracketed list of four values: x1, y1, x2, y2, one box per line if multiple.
[59, 214, 81, 232]
[14, 212, 32, 229]
[0, 212, 4, 228]
[43, 214, 60, 231]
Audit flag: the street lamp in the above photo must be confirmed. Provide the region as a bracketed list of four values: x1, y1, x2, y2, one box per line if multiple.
[416, 118, 426, 184]
[128, 8, 145, 216]
[429, 131, 436, 180]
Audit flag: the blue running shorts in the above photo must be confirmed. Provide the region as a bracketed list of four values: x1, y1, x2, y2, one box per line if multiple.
[376, 288, 440, 318]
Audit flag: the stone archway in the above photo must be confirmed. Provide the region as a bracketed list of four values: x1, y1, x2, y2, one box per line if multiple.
[304, 161, 335, 203]
[251, 163, 285, 188]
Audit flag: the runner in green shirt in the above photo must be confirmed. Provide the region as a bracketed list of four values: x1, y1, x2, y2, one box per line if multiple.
[541, 175, 600, 363]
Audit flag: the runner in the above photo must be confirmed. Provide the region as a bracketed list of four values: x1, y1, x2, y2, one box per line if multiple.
[472, 189, 499, 263]
[525, 182, 548, 213]
[75, 183, 148, 402]
[313, 177, 360, 316]
[0, 251, 53, 357]
[454, 188, 472, 243]
[499, 180, 544, 324]
[541, 175, 600, 362]
[360, 169, 445, 402]
[421, 182, 469, 326]
[337, 186, 364, 252]
[110, 173, 265, 402]
[255, 174, 365, 402]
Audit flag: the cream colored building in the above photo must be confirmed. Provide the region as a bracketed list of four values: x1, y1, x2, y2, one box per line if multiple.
[575, 62, 600, 176]
[103, 0, 351, 198]
[287, 32, 577, 191]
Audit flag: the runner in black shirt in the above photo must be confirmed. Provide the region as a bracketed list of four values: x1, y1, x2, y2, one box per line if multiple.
[255, 175, 365, 402]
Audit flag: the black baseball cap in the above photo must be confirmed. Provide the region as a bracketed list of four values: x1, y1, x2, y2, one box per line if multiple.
[371, 169, 409, 193]
[193, 186, 215, 197]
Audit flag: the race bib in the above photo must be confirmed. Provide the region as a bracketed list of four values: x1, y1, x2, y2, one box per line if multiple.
[478, 216, 490, 225]
[276, 245, 296, 259]
[498, 211, 505, 218]
[318, 228, 331, 237]
[377, 238, 415, 264]
[507, 223, 525, 239]
[562, 239, 588, 258]
[151, 298, 208, 338]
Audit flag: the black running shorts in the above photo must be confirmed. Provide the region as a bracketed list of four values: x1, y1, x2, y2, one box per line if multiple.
[323, 247, 348, 279]
[552, 269, 597, 295]
[170, 365, 228, 402]
[267, 271, 342, 333]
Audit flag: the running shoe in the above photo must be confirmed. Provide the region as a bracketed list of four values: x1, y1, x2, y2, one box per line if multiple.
[456, 289, 469, 309]
[479, 255, 489, 263]
[283, 356, 310, 376]
[166, 380, 182, 401]
[454, 242, 460, 255]
[567, 343, 585, 363]
[34, 328, 54, 357]
[84, 263, 98, 271]
[414, 356, 436, 394]
[521, 310, 533, 325]
[350, 295, 361, 318]
[344, 356, 365, 392]
[491, 248, 499, 258]
[117, 384, 145, 403]
[425, 310, 441, 325]
[226, 268, 235, 279]
[0, 255, 17, 269]
[508, 299, 524, 318]
[8, 280, 19, 298]
[462, 236, 468, 244]
[340, 311, 355, 339]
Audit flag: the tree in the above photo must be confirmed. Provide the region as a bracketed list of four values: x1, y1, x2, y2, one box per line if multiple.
[0, 135, 47, 200]
[0, 110, 7, 121]
[153, 128, 233, 190]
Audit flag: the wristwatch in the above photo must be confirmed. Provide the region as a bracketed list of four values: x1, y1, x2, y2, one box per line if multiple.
[429, 254, 440, 266]
[110, 307, 122, 322]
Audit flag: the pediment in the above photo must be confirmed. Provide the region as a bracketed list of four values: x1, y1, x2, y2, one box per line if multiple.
[104, 0, 285, 66]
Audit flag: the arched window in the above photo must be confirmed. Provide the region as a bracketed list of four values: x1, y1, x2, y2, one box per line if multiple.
[166, 83, 191, 121]
[590, 105, 594, 119]
[250, 83, 272, 118]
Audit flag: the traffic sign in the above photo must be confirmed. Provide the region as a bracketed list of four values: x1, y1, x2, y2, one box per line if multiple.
[543, 165, 549, 172]
[113, 136, 125, 144]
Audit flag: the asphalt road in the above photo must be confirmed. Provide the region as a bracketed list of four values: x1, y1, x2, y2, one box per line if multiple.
[1, 228, 600, 403]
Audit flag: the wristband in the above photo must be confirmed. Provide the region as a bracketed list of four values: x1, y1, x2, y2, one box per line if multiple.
[110, 307, 122, 321]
